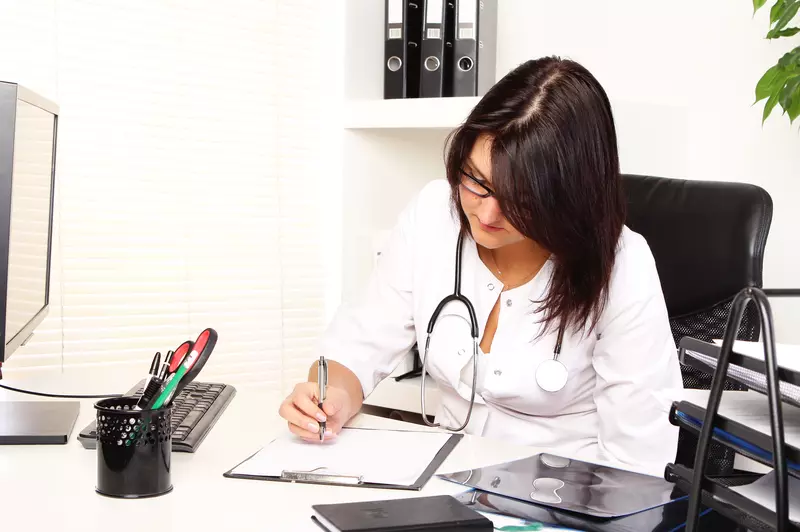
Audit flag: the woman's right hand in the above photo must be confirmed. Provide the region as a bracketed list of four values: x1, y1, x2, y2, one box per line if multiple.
[278, 381, 353, 442]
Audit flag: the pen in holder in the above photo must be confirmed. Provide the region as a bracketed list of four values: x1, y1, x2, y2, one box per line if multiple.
[94, 396, 173, 499]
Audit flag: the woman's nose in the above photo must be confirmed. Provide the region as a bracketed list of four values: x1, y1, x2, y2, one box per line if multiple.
[476, 197, 503, 224]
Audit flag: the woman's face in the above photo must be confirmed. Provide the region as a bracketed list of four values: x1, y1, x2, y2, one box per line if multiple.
[458, 135, 527, 250]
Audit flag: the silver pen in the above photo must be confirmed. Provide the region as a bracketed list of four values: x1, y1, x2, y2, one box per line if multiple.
[317, 356, 327, 441]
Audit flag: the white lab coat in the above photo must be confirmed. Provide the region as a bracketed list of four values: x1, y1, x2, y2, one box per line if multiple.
[320, 179, 683, 477]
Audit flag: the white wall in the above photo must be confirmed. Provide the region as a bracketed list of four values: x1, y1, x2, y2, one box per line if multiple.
[0, 0, 342, 394]
[494, 0, 800, 341]
[0, 0, 796, 398]
[340, 1, 800, 344]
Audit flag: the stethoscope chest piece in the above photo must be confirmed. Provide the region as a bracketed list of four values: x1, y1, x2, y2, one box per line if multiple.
[535, 357, 568, 393]
[534, 323, 568, 393]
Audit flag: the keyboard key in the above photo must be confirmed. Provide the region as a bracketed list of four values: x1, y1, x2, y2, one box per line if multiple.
[180, 409, 204, 431]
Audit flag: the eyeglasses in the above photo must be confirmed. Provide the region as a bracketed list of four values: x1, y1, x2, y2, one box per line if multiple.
[459, 169, 495, 198]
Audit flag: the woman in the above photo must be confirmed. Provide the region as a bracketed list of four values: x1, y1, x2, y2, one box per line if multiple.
[278, 56, 683, 476]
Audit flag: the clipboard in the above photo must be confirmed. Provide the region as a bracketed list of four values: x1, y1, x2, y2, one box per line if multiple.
[222, 427, 463, 491]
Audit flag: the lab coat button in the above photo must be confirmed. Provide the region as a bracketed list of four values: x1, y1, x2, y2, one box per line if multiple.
[494, 369, 502, 376]
[487, 283, 495, 291]
[506, 299, 512, 307]
[458, 349, 465, 356]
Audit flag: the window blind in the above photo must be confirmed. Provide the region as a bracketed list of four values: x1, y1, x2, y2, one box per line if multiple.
[2, 0, 340, 395]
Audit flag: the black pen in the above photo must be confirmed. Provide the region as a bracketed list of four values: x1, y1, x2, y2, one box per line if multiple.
[135, 352, 162, 410]
[149, 351, 161, 376]
[317, 356, 327, 441]
[164, 350, 175, 370]
[158, 350, 173, 381]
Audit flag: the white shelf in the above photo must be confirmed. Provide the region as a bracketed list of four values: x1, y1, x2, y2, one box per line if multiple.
[344, 97, 480, 130]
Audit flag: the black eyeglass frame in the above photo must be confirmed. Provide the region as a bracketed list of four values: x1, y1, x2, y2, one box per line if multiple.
[460, 169, 495, 198]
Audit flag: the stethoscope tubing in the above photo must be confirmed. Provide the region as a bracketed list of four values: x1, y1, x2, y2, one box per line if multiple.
[420, 232, 568, 431]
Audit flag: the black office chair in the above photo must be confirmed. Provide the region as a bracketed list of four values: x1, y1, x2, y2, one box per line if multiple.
[622, 173, 773, 475]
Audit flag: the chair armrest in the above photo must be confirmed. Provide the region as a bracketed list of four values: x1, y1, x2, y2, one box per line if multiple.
[762, 288, 800, 297]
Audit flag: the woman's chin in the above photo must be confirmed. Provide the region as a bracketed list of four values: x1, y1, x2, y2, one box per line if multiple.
[471, 229, 509, 249]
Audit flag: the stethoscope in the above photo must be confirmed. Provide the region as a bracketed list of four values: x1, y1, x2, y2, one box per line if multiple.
[420, 232, 568, 432]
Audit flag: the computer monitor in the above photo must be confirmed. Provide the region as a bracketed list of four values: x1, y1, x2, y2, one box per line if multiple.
[0, 81, 79, 445]
[0, 81, 56, 368]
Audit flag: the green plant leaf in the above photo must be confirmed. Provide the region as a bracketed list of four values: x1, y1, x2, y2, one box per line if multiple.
[767, 26, 800, 37]
[780, 74, 800, 113]
[788, 91, 800, 122]
[763, 92, 781, 123]
[774, 0, 800, 31]
[755, 0, 769, 12]
[778, 45, 800, 68]
[756, 64, 783, 101]
[772, 0, 787, 23]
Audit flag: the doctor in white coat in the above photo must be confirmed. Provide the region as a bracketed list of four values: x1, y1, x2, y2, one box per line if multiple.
[278, 56, 683, 476]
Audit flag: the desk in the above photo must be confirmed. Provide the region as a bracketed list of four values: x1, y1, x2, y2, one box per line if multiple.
[0, 379, 763, 532]
[0, 388, 541, 532]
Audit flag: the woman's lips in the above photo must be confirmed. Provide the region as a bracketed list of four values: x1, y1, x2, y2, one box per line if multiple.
[479, 221, 503, 233]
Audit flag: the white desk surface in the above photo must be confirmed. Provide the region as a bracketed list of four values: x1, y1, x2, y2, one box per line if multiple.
[0, 388, 540, 532]
[0, 377, 761, 532]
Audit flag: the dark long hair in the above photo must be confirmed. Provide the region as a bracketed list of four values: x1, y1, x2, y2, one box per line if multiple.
[445, 56, 626, 336]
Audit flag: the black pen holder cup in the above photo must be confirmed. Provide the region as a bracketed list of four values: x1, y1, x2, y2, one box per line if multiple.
[94, 397, 173, 499]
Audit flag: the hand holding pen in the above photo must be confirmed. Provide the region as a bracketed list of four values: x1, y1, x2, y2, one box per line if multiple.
[278, 356, 355, 443]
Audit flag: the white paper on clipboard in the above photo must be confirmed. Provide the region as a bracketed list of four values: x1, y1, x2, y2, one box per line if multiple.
[228, 427, 452, 486]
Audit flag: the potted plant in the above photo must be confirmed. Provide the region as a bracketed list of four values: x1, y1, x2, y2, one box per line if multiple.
[753, 0, 800, 124]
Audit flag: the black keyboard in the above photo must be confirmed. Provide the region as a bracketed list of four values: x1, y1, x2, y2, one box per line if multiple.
[77, 380, 236, 453]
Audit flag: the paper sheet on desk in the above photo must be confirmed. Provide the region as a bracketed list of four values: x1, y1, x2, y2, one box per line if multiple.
[228, 427, 452, 486]
[712, 340, 800, 373]
[729, 472, 800, 523]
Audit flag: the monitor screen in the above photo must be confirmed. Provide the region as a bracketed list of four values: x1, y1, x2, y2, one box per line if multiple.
[5, 99, 54, 344]
[0, 82, 57, 365]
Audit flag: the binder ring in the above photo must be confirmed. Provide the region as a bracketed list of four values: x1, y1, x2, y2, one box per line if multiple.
[387, 56, 403, 72]
[424, 56, 441, 72]
[458, 56, 474, 72]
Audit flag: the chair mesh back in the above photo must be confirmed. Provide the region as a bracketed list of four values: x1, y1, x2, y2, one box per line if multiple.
[669, 296, 759, 476]
[670, 297, 759, 390]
